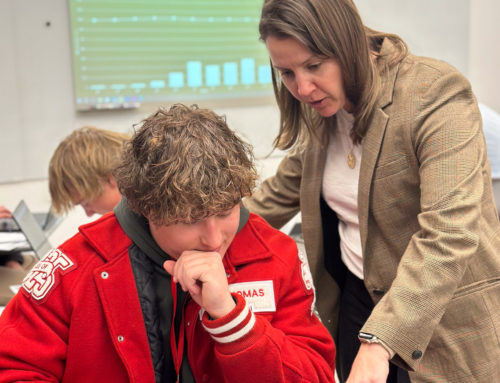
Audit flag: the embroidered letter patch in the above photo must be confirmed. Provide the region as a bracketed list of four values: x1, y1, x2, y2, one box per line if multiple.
[229, 280, 276, 313]
[22, 249, 75, 302]
[298, 249, 314, 294]
[297, 249, 316, 315]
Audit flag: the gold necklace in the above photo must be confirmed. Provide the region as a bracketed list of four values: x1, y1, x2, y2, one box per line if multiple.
[347, 149, 356, 169]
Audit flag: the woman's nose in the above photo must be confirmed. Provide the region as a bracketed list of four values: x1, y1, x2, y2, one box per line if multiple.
[296, 74, 315, 98]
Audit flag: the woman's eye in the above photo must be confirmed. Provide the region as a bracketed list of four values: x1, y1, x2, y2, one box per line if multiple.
[308, 63, 321, 70]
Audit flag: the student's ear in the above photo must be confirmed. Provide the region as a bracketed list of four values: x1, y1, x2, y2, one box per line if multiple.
[108, 175, 118, 189]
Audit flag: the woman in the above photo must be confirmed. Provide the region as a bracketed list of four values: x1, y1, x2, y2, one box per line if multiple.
[245, 0, 500, 382]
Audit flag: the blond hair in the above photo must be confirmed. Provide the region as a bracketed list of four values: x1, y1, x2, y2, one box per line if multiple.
[114, 104, 258, 225]
[49, 126, 129, 214]
[259, 0, 407, 148]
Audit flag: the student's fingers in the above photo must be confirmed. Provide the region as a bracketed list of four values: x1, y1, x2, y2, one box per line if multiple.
[163, 260, 177, 281]
[0, 206, 12, 219]
[164, 258, 200, 293]
[175, 251, 235, 318]
[173, 255, 211, 294]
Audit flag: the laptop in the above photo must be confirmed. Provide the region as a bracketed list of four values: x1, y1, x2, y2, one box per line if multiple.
[0, 201, 62, 307]
[0, 204, 61, 235]
[11, 200, 56, 259]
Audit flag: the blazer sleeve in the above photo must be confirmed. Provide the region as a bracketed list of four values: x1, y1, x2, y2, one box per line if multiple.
[361, 63, 485, 370]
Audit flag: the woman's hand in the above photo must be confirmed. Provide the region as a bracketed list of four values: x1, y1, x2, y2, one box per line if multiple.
[346, 343, 391, 383]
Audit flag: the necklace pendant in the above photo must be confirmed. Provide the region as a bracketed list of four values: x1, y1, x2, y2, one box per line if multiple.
[347, 151, 356, 169]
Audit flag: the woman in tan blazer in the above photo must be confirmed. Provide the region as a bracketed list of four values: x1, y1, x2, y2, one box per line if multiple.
[245, 0, 500, 382]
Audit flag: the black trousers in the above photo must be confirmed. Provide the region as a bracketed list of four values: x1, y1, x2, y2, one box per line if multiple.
[336, 269, 411, 383]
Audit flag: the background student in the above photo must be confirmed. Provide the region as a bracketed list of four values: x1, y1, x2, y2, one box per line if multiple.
[0, 127, 128, 272]
[48, 126, 128, 217]
[245, 0, 500, 382]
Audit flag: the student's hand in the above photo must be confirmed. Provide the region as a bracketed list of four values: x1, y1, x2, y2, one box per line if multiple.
[346, 343, 391, 383]
[5, 260, 24, 270]
[164, 250, 235, 319]
[0, 206, 12, 219]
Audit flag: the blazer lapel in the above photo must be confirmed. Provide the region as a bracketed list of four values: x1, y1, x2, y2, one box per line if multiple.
[358, 40, 401, 255]
[301, 128, 329, 275]
[358, 108, 388, 255]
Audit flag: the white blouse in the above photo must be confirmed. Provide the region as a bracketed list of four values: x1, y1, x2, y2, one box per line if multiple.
[321, 108, 364, 280]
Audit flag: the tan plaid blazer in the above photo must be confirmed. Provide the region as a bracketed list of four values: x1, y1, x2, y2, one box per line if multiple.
[246, 40, 500, 382]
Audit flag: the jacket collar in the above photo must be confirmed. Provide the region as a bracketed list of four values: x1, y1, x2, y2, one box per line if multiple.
[78, 212, 132, 262]
[376, 38, 401, 109]
[114, 198, 168, 267]
[226, 212, 274, 267]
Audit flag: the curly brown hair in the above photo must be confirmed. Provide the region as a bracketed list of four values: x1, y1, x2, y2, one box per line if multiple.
[114, 104, 257, 225]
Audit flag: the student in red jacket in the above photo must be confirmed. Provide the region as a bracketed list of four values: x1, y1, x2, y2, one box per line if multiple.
[0, 104, 336, 383]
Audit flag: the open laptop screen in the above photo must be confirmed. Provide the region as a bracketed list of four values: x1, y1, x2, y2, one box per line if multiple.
[12, 200, 53, 259]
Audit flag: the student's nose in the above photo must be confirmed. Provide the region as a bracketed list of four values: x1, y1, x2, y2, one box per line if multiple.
[200, 217, 223, 252]
[83, 206, 95, 217]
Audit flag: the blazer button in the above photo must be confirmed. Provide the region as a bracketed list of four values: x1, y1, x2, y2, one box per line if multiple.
[412, 350, 422, 359]
[101, 271, 109, 279]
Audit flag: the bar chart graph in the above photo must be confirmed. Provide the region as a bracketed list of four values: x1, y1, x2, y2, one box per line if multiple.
[69, 0, 273, 110]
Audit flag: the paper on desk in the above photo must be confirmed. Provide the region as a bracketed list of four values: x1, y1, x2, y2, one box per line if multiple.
[0, 232, 30, 251]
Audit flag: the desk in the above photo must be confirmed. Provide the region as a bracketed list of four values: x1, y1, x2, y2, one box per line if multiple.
[0, 231, 30, 252]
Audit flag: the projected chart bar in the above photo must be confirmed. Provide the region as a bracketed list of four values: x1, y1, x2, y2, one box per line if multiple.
[68, 0, 273, 110]
[241, 58, 255, 85]
[205, 65, 220, 87]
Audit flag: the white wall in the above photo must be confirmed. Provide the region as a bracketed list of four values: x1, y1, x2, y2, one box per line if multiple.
[357, 0, 470, 75]
[357, 0, 500, 112]
[469, 0, 500, 112]
[1, 0, 499, 241]
[0, 0, 283, 184]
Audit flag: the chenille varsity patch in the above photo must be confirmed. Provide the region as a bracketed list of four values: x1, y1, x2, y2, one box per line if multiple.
[297, 249, 314, 294]
[229, 280, 276, 313]
[22, 249, 76, 302]
[297, 249, 316, 315]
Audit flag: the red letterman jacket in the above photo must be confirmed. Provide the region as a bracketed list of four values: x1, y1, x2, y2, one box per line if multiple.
[0, 212, 335, 383]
